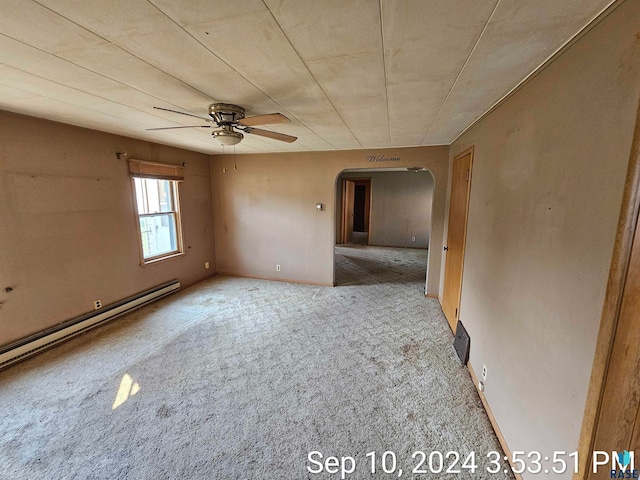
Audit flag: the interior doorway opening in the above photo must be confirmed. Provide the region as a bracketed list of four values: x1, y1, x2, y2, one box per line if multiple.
[334, 168, 435, 288]
[339, 178, 371, 245]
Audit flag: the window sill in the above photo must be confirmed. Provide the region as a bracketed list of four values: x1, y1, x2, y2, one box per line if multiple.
[140, 252, 186, 267]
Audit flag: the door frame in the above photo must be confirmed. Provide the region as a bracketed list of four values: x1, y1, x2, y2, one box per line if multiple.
[575, 99, 640, 478]
[441, 146, 474, 333]
[339, 177, 372, 245]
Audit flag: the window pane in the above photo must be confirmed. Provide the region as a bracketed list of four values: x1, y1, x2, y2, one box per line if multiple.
[145, 178, 161, 213]
[139, 213, 178, 259]
[134, 177, 145, 214]
[159, 179, 174, 213]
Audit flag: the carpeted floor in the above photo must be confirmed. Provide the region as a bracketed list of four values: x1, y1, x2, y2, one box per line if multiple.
[0, 245, 513, 480]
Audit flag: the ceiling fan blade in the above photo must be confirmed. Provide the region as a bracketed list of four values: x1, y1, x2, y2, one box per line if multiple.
[146, 125, 212, 130]
[239, 113, 290, 126]
[245, 127, 297, 143]
[153, 106, 212, 122]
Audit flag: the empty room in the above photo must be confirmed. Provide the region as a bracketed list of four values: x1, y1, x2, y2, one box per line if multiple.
[1, 1, 639, 479]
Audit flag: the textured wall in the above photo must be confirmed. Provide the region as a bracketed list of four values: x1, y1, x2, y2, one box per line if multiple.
[210, 147, 448, 292]
[0, 111, 216, 347]
[447, 1, 640, 476]
[339, 171, 434, 248]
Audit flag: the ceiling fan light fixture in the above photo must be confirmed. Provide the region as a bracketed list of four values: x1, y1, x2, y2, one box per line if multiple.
[212, 129, 243, 146]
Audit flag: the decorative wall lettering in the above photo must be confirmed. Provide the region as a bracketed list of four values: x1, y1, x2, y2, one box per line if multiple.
[367, 154, 401, 162]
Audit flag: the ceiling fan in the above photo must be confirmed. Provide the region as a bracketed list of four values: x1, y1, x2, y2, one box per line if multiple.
[147, 103, 297, 146]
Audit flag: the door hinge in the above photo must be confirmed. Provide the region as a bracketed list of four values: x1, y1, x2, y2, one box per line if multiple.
[455, 307, 458, 318]
[466, 169, 470, 181]
[444, 246, 448, 251]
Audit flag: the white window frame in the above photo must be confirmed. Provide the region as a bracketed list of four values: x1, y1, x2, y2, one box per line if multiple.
[129, 160, 185, 265]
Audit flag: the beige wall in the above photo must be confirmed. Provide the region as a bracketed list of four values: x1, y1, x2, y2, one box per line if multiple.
[210, 147, 448, 292]
[0, 111, 216, 348]
[447, 1, 640, 476]
[338, 170, 434, 248]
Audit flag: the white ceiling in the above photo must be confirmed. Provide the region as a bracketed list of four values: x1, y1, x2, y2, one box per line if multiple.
[0, 0, 615, 154]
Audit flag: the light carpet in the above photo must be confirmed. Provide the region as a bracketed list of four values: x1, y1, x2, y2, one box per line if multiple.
[0, 245, 513, 479]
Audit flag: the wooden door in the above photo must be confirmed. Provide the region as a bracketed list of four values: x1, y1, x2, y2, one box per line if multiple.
[442, 147, 474, 333]
[340, 179, 356, 244]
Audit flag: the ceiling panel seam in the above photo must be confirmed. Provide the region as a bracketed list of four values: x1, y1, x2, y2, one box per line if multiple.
[448, 0, 622, 146]
[151, 0, 345, 150]
[0, 33, 217, 129]
[26, 0, 311, 152]
[29, 0, 223, 114]
[379, 0, 392, 147]
[420, 0, 502, 145]
[261, 0, 364, 149]
[0, 64, 233, 147]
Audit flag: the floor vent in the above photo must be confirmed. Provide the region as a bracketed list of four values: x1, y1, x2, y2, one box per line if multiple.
[453, 320, 470, 365]
[0, 280, 180, 370]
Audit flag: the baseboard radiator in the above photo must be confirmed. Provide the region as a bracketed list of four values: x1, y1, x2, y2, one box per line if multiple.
[0, 279, 180, 370]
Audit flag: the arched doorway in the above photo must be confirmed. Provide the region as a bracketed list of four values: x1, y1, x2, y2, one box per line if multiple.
[333, 167, 435, 290]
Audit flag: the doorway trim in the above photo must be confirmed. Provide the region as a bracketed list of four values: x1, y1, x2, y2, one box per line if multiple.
[339, 177, 372, 245]
[441, 146, 474, 333]
[575, 98, 640, 478]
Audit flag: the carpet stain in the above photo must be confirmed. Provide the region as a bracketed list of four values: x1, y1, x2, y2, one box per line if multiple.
[156, 403, 173, 418]
[368, 356, 385, 371]
[402, 339, 421, 364]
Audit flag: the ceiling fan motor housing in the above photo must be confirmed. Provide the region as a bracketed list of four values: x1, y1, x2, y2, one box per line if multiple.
[209, 103, 245, 125]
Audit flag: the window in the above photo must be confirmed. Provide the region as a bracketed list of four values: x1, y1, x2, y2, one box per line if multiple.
[129, 160, 184, 263]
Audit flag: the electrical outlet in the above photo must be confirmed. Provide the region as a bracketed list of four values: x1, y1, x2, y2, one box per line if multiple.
[276, 264, 281, 272]
[412, 236, 416, 242]
[94, 299, 102, 310]
[205, 262, 210, 269]
[482, 364, 488, 381]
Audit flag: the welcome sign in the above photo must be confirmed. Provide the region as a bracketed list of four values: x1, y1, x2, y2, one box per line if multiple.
[367, 154, 401, 162]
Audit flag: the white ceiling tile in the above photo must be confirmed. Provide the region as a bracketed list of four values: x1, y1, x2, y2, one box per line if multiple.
[36, 0, 276, 110]
[382, 0, 497, 141]
[425, 0, 615, 143]
[60, 43, 214, 112]
[186, 10, 360, 146]
[306, 52, 389, 144]
[150, 0, 267, 27]
[266, 0, 381, 60]
[0, 33, 109, 88]
[358, 134, 393, 148]
[381, 0, 497, 84]
[37, 0, 168, 39]
[0, 0, 108, 54]
[0, 0, 618, 153]
[391, 134, 424, 147]
[386, 82, 445, 137]
[0, 83, 43, 102]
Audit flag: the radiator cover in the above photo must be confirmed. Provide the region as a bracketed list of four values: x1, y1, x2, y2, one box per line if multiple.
[0, 279, 180, 370]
